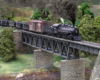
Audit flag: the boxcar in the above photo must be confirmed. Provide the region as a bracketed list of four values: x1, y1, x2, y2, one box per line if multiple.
[0, 19, 2, 26]
[22, 22, 29, 30]
[2, 20, 9, 27]
[29, 20, 51, 33]
[15, 21, 22, 29]
[8, 20, 16, 27]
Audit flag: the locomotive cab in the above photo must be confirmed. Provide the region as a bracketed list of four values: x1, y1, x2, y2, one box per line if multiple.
[52, 23, 61, 34]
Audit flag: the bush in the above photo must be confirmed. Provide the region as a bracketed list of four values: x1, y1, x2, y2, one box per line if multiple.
[79, 3, 94, 18]
[77, 14, 95, 42]
[0, 27, 17, 62]
[94, 16, 100, 42]
[77, 9, 82, 19]
[30, 9, 50, 20]
[0, 6, 14, 20]
[30, 9, 42, 20]
[75, 20, 81, 26]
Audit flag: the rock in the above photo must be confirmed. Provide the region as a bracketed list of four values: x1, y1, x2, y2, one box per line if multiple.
[16, 73, 24, 79]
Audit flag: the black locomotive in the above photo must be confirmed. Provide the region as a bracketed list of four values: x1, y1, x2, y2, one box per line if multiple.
[45, 23, 81, 41]
[0, 19, 82, 41]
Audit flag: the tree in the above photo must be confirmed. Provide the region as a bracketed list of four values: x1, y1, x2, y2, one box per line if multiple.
[94, 16, 100, 42]
[77, 14, 95, 42]
[77, 9, 83, 19]
[79, 3, 94, 18]
[84, 8, 90, 14]
[30, 9, 42, 20]
[0, 6, 14, 20]
[0, 27, 17, 62]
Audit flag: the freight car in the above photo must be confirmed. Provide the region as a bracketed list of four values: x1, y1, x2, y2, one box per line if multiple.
[0, 19, 82, 41]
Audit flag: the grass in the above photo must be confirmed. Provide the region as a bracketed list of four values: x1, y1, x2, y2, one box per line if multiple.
[18, 7, 33, 11]
[14, 17, 30, 22]
[10, 7, 33, 18]
[0, 27, 18, 33]
[0, 53, 65, 76]
[0, 54, 34, 75]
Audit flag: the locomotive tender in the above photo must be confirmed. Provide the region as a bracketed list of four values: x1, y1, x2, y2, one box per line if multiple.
[0, 19, 82, 41]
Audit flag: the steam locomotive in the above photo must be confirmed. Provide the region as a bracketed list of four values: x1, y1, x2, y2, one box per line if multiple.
[0, 19, 82, 41]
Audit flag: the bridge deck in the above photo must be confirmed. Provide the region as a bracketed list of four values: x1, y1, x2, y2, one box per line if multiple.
[22, 30, 100, 55]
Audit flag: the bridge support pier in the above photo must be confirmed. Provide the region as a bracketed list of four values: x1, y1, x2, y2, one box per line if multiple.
[90, 51, 100, 80]
[13, 31, 33, 53]
[61, 58, 85, 80]
[34, 49, 54, 69]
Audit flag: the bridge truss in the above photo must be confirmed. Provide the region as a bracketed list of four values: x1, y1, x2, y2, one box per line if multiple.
[22, 31, 100, 59]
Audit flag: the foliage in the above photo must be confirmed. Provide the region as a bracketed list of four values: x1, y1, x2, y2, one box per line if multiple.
[0, 27, 17, 62]
[79, 3, 94, 18]
[63, 19, 72, 24]
[80, 3, 90, 11]
[38, 9, 50, 19]
[56, 18, 63, 24]
[30, 8, 50, 20]
[89, 12, 94, 18]
[83, 8, 90, 14]
[77, 14, 95, 42]
[94, 16, 100, 42]
[75, 20, 81, 26]
[77, 9, 83, 19]
[0, 6, 14, 20]
[30, 9, 42, 20]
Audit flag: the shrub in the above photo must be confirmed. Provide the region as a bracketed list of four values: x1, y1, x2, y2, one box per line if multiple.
[94, 16, 100, 42]
[77, 9, 82, 19]
[75, 20, 81, 26]
[79, 3, 94, 18]
[89, 12, 94, 19]
[0, 27, 17, 62]
[80, 3, 90, 12]
[84, 8, 90, 14]
[77, 14, 95, 42]
[0, 6, 14, 20]
[30, 9, 42, 20]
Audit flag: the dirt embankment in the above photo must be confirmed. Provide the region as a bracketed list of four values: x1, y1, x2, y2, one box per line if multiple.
[10, 8, 33, 17]
[92, 5, 100, 9]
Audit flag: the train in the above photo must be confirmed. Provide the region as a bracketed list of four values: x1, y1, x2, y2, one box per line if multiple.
[0, 19, 82, 41]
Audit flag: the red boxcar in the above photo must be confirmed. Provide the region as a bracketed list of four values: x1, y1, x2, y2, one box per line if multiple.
[29, 20, 51, 33]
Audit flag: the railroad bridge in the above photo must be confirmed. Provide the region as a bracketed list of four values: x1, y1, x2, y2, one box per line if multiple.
[13, 30, 100, 80]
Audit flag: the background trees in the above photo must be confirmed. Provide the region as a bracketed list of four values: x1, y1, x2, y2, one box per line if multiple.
[78, 3, 94, 19]
[0, 6, 15, 20]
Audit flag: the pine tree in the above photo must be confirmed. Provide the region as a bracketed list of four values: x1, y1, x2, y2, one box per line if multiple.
[0, 27, 17, 62]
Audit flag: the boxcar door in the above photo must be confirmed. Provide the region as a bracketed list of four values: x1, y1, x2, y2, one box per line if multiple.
[33, 22, 36, 31]
[36, 22, 42, 32]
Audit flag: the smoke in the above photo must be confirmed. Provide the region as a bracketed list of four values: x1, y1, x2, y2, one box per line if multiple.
[5, 0, 78, 25]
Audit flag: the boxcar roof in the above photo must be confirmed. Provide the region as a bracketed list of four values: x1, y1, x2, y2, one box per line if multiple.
[52, 23, 61, 26]
[29, 20, 47, 23]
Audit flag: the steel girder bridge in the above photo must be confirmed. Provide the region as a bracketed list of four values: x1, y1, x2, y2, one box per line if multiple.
[22, 30, 100, 60]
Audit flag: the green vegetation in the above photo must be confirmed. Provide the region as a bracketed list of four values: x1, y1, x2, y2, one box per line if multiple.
[94, 16, 100, 42]
[0, 6, 14, 20]
[0, 54, 34, 75]
[31, 9, 42, 20]
[14, 17, 30, 22]
[0, 27, 17, 62]
[79, 3, 94, 18]
[0, 54, 64, 75]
